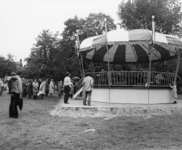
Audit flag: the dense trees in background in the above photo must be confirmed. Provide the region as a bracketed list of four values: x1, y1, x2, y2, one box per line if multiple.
[23, 13, 116, 81]
[22, 30, 65, 81]
[117, 0, 182, 78]
[0, 54, 17, 78]
[117, 0, 182, 34]
[1, 1, 181, 85]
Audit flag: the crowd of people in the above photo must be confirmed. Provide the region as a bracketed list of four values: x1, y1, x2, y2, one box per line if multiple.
[0, 76, 78, 99]
[0, 71, 94, 119]
[1, 77, 58, 99]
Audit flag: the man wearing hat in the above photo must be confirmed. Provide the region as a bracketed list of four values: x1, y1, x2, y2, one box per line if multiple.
[9, 72, 23, 118]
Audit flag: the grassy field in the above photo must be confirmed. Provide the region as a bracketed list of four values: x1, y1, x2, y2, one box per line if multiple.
[0, 93, 182, 150]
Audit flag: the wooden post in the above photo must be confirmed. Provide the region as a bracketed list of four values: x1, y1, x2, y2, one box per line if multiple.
[75, 33, 85, 99]
[174, 51, 181, 83]
[79, 53, 85, 99]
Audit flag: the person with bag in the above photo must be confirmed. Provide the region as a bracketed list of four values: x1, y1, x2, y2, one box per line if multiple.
[9, 72, 23, 118]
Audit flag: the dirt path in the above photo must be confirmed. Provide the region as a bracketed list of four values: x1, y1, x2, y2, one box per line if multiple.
[1, 93, 182, 150]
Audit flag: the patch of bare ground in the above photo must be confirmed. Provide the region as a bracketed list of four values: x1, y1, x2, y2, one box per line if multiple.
[1, 93, 182, 150]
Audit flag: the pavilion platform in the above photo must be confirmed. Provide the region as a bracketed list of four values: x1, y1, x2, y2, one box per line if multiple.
[61, 95, 182, 108]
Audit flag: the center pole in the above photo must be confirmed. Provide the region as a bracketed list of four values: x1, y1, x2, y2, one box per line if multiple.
[148, 15, 155, 88]
[104, 18, 111, 87]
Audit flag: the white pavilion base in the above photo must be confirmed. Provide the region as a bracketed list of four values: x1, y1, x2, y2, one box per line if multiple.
[91, 88, 173, 104]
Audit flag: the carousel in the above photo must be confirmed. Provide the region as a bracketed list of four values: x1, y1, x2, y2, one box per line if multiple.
[77, 16, 182, 104]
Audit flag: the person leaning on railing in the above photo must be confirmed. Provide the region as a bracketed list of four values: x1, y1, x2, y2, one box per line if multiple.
[154, 73, 165, 85]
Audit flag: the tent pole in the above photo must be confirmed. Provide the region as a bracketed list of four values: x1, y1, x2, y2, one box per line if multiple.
[80, 53, 85, 100]
[75, 33, 85, 78]
[92, 62, 95, 72]
[77, 56, 83, 77]
[174, 51, 181, 83]
[104, 18, 111, 87]
[148, 15, 155, 88]
[80, 53, 85, 78]
[75, 32, 85, 99]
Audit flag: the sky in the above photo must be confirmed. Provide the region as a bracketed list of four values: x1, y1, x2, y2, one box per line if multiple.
[0, 0, 122, 63]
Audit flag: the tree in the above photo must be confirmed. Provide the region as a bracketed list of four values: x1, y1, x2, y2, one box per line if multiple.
[117, 0, 182, 34]
[24, 30, 65, 81]
[24, 13, 116, 80]
[117, 0, 182, 91]
[61, 13, 116, 75]
[0, 54, 17, 77]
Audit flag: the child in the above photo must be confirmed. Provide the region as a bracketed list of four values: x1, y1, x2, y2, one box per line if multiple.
[169, 82, 178, 104]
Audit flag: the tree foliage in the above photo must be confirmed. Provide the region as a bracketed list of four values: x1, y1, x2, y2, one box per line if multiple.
[117, 0, 182, 34]
[117, 0, 182, 90]
[23, 30, 65, 80]
[24, 13, 116, 81]
[0, 54, 17, 78]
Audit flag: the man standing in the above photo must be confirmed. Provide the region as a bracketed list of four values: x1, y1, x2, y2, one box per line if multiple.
[9, 72, 22, 118]
[0, 78, 3, 96]
[63, 72, 71, 104]
[83, 75, 94, 106]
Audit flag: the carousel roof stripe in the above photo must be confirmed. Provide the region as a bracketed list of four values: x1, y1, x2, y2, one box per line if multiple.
[80, 29, 182, 63]
[103, 44, 118, 62]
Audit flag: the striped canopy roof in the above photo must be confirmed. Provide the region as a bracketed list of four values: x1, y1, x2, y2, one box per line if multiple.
[80, 29, 182, 63]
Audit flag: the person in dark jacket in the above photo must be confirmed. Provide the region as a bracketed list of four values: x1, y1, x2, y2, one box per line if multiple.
[27, 79, 33, 99]
[22, 78, 27, 97]
[9, 72, 23, 118]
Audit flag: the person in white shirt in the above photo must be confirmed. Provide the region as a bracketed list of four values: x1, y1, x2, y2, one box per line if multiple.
[63, 72, 71, 104]
[83, 75, 94, 106]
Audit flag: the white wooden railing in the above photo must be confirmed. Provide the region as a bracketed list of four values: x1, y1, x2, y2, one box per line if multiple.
[85, 71, 175, 87]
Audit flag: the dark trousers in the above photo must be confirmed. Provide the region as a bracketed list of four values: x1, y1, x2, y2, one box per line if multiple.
[9, 92, 19, 118]
[0, 87, 2, 96]
[64, 86, 70, 103]
[40, 94, 44, 99]
[83, 91, 92, 106]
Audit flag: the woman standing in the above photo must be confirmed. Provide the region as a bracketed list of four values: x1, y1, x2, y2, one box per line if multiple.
[49, 79, 54, 96]
[27, 79, 33, 99]
[32, 79, 39, 100]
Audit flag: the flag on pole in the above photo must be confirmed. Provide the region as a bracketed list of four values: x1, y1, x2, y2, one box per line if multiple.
[152, 15, 155, 46]
[75, 33, 80, 57]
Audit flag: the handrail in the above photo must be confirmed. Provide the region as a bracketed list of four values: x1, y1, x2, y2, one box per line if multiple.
[73, 78, 84, 98]
[85, 71, 175, 88]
